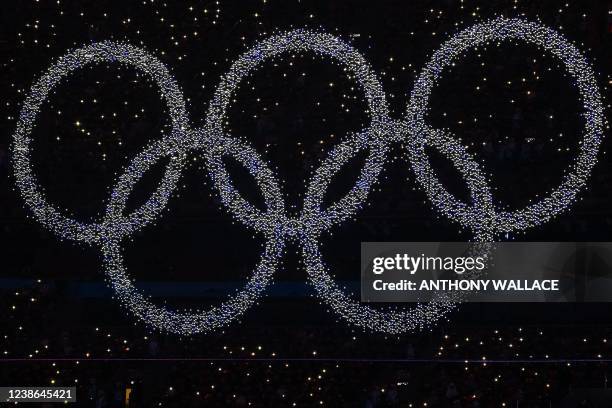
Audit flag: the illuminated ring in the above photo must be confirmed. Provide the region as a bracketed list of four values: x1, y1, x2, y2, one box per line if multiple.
[101, 232, 285, 334]
[205, 29, 392, 232]
[302, 125, 495, 334]
[407, 17, 605, 233]
[12, 41, 189, 244]
[101, 127, 287, 334]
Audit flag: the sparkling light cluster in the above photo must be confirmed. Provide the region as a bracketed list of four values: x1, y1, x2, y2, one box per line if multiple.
[11, 17, 605, 334]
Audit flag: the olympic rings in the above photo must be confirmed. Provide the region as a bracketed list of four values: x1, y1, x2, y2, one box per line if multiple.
[11, 17, 606, 334]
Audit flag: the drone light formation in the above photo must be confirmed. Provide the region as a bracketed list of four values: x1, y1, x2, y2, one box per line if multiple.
[11, 18, 605, 334]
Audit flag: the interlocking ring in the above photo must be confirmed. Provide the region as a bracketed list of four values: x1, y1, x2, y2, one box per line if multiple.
[406, 18, 605, 233]
[11, 18, 605, 334]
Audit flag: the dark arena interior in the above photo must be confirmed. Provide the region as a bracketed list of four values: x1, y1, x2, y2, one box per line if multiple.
[0, 1, 611, 407]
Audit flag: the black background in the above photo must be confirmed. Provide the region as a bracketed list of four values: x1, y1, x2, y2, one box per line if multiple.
[1, 0, 611, 341]
[0, 1, 610, 406]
